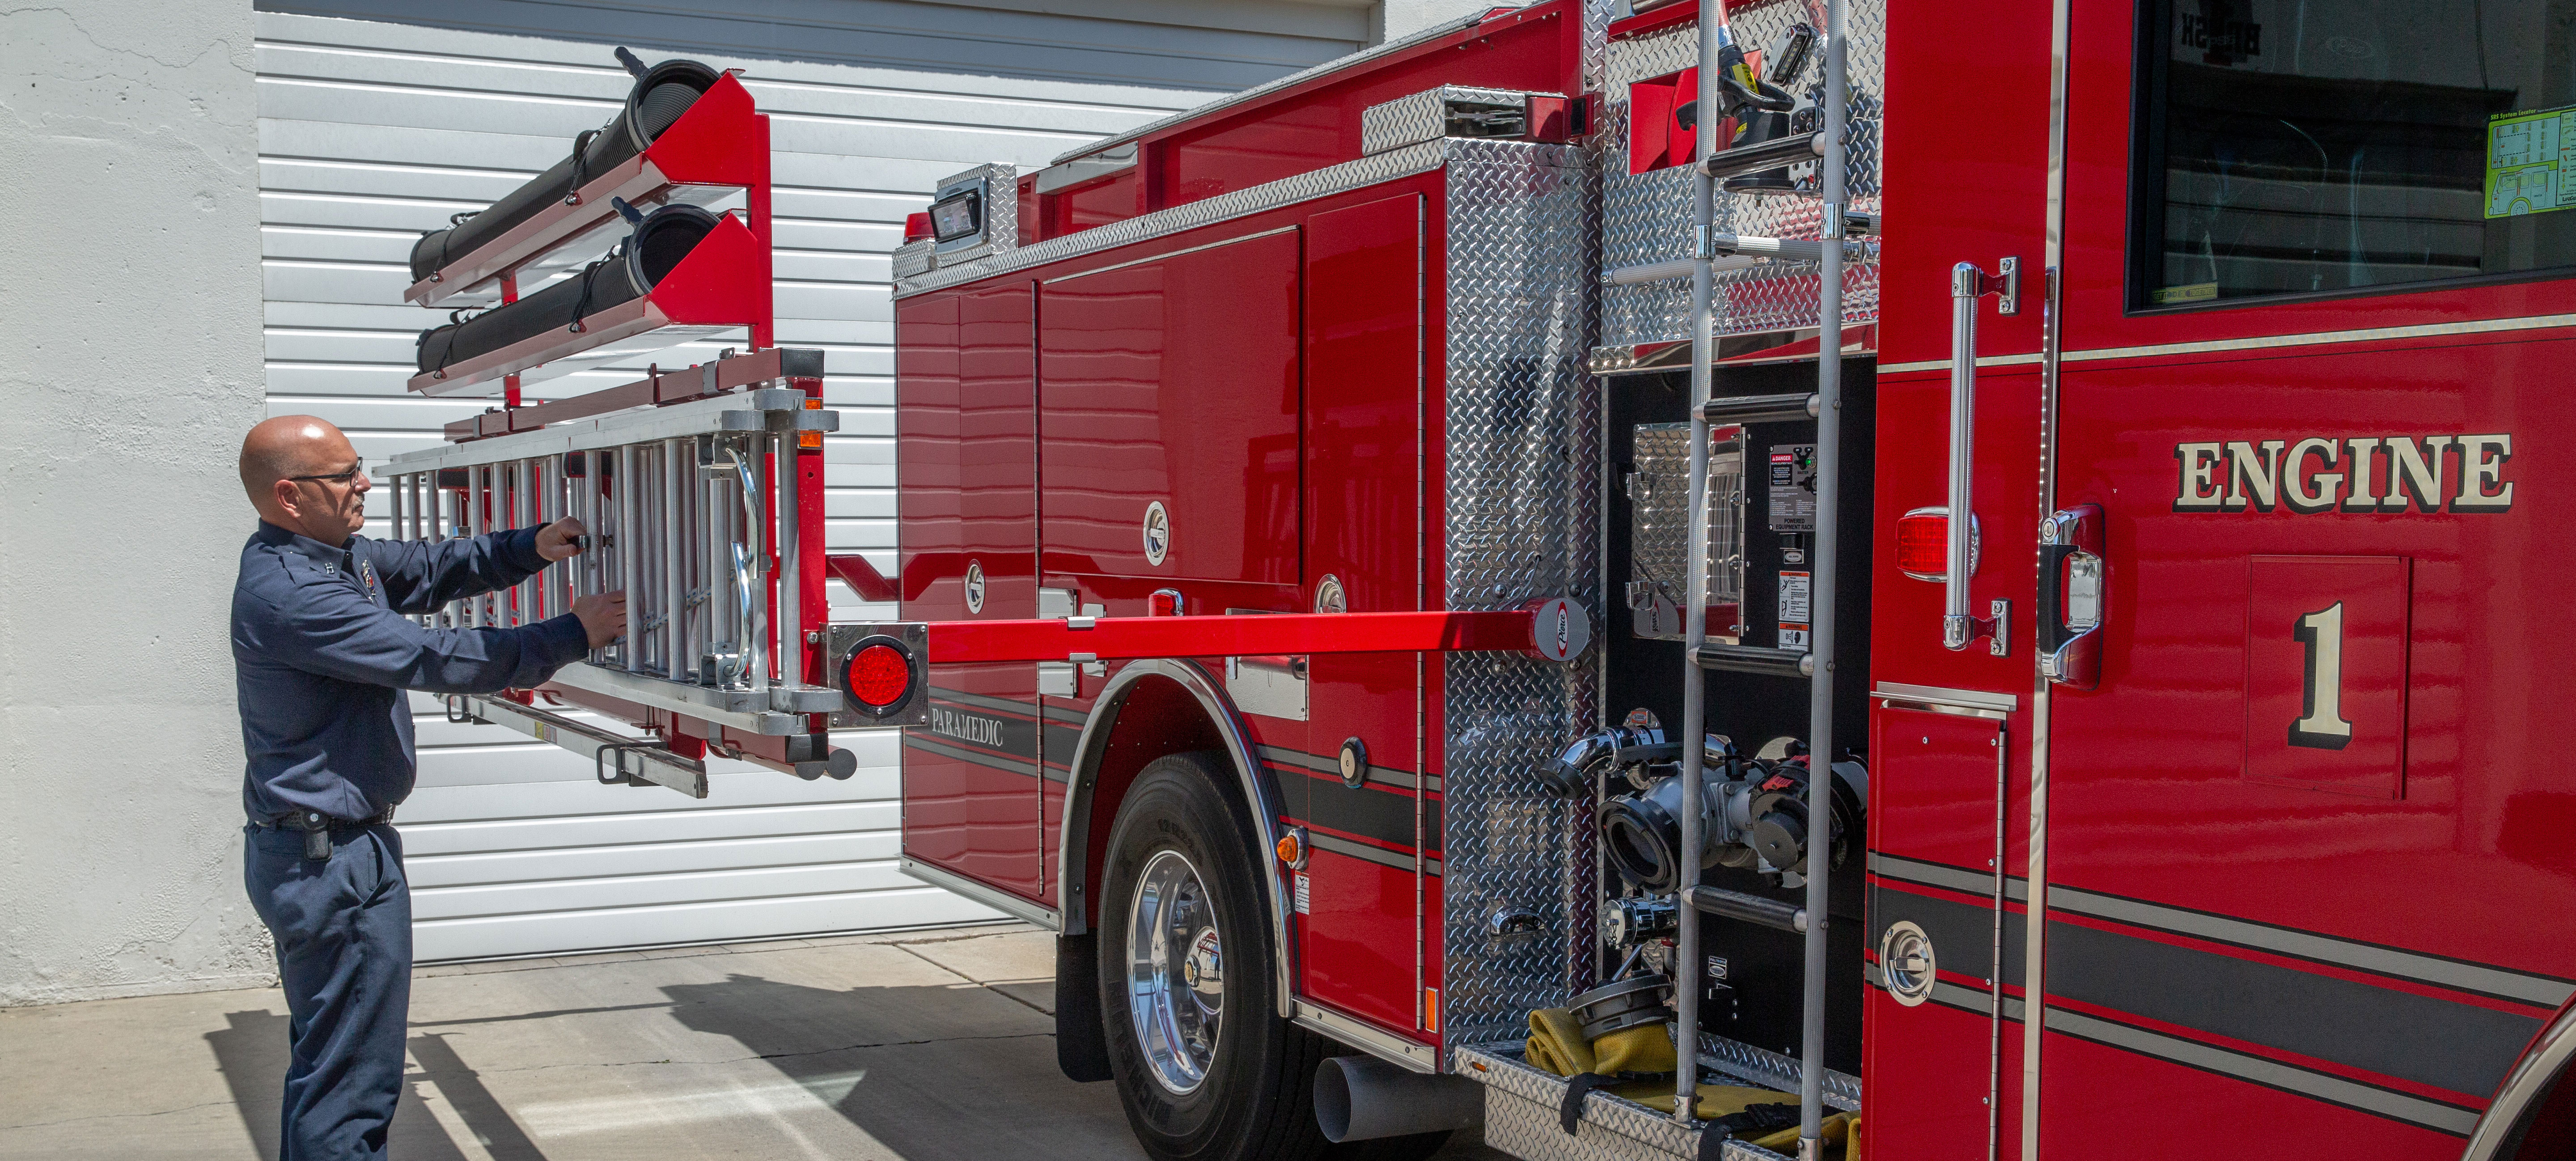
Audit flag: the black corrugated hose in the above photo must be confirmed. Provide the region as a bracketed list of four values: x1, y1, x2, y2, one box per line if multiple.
[407, 49, 721, 283]
[415, 203, 721, 375]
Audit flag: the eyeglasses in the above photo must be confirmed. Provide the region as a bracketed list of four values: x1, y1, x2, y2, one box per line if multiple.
[288, 459, 367, 486]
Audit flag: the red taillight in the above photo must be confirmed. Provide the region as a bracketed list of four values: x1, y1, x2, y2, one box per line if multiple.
[1895, 507, 1962, 582]
[903, 212, 934, 243]
[1148, 588, 1182, 617]
[846, 643, 913, 708]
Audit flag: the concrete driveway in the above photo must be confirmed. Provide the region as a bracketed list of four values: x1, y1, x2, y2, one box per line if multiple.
[0, 923, 1505, 1160]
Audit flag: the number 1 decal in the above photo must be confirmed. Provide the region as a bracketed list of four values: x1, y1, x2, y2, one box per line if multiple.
[2289, 602, 2353, 750]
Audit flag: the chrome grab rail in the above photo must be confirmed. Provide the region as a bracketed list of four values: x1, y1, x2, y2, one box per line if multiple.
[1944, 258, 2018, 656]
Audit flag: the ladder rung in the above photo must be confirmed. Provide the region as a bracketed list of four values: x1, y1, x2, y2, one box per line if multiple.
[1700, 131, 1826, 181]
[1693, 642, 1810, 678]
[1701, 392, 1818, 425]
[1686, 886, 1807, 933]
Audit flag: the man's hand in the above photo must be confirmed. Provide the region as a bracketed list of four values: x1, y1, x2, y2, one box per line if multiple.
[571, 591, 628, 648]
[536, 518, 589, 563]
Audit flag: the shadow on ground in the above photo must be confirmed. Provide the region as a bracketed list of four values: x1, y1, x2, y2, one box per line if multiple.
[662, 972, 1143, 1161]
[203, 1009, 548, 1160]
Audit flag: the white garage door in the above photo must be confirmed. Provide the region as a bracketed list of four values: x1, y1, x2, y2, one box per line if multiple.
[253, 2, 1361, 960]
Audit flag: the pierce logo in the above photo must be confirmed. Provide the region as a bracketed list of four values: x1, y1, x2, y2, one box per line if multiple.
[2173, 435, 2513, 514]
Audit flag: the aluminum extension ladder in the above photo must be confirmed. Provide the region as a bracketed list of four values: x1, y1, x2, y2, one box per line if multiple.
[378, 386, 840, 795]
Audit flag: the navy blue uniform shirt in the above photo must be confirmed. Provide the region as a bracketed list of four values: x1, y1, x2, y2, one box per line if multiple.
[233, 521, 589, 822]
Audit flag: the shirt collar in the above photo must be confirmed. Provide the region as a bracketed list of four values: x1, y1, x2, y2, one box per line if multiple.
[254, 521, 355, 568]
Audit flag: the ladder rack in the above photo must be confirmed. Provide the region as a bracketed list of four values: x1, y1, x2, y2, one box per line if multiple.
[383, 383, 837, 742]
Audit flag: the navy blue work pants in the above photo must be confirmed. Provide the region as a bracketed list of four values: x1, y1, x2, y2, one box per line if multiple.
[242, 823, 411, 1161]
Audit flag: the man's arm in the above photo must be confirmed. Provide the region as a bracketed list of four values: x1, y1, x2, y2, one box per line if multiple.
[363, 525, 559, 614]
[258, 576, 599, 695]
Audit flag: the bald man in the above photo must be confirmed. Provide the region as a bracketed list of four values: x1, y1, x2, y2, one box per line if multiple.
[232, 415, 623, 1160]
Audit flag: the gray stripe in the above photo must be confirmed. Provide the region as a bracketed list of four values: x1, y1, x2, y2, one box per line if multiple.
[2046, 915, 2534, 1098]
[1869, 851, 2016, 900]
[1259, 744, 1437, 792]
[1869, 875, 2539, 1096]
[902, 734, 1038, 777]
[1305, 830, 1440, 877]
[2050, 886, 2575, 1008]
[2044, 1008, 2482, 1136]
[1867, 853, 2569, 1007]
[1871, 966, 2480, 1135]
[1040, 704, 1087, 725]
[1870, 879, 2023, 988]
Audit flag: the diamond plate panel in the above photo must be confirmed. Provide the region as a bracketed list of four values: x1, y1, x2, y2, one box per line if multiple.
[1696, 1032, 1864, 1111]
[1627, 424, 1744, 643]
[890, 238, 933, 280]
[929, 163, 1019, 269]
[1456, 1043, 1796, 1161]
[1438, 139, 1603, 1054]
[1361, 86, 1549, 156]
[1598, 0, 1883, 346]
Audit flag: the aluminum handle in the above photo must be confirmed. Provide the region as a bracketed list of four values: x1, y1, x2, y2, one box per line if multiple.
[514, 459, 535, 626]
[620, 444, 641, 668]
[466, 466, 485, 627]
[776, 431, 803, 690]
[663, 438, 684, 679]
[731, 445, 768, 690]
[1944, 258, 2018, 656]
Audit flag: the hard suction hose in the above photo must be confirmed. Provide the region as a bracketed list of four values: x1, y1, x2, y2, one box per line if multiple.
[408, 51, 722, 282]
[415, 202, 720, 375]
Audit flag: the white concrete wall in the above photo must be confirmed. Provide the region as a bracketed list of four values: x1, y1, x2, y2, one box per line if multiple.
[0, 1, 272, 1004]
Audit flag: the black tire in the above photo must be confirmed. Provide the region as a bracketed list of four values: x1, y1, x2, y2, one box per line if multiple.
[1096, 751, 1449, 1161]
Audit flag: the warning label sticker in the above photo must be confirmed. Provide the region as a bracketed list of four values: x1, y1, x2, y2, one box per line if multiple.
[1779, 570, 1811, 650]
[2487, 105, 2576, 218]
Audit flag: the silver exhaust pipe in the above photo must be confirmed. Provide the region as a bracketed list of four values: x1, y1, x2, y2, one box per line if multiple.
[1313, 1055, 1483, 1143]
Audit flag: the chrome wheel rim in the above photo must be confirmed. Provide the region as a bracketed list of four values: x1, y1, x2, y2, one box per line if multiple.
[1127, 848, 1222, 1095]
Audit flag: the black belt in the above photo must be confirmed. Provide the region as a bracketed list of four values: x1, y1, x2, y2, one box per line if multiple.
[256, 807, 396, 860]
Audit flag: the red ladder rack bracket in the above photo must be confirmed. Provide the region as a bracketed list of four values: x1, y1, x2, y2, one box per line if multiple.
[825, 554, 901, 603]
[407, 209, 771, 396]
[405, 71, 771, 309]
[915, 599, 1592, 665]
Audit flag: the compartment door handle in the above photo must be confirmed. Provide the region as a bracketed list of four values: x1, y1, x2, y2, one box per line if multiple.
[1944, 258, 2018, 655]
[2038, 504, 2106, 689]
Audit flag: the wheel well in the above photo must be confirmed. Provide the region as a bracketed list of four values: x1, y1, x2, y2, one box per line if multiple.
[1068, 672, 1232, 929]
[2502, 1051, 2576, 1159]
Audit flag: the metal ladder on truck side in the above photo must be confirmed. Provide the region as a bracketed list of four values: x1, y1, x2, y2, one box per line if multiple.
[1666, 0, 1856, 1155]
[380, 368, 845, 797]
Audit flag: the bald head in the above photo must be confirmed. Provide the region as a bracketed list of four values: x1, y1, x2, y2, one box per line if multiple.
[242, 416, 369, 543]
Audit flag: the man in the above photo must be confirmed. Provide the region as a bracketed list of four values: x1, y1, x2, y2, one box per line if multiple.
[232, 415, 625, 1159]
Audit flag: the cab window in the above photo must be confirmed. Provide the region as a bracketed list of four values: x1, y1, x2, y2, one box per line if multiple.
[2133, 0, 2576, 308]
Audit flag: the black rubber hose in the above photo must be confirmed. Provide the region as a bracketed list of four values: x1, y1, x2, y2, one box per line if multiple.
[415, 204, 720, 375]
[408, 56, 722, 283]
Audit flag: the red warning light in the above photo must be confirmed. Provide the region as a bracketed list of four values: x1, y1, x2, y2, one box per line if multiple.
[846, 642, 913, 709]
[1895, 507, 1972, 582]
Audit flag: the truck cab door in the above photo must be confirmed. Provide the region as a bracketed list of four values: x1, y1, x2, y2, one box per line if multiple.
[1863, 0, 2054, 1152]
[2026, 1, 2576, 1155]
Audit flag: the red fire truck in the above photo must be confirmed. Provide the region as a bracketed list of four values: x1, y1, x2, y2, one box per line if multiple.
[400, 0, 2575, 1158]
